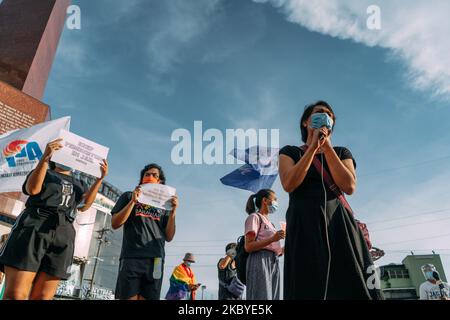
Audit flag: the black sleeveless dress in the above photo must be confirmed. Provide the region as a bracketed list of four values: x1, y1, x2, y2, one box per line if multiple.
[279, 145, 384, 300]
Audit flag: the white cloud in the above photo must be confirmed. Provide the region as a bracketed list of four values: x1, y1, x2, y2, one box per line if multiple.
[217, 84, 282, 130]
[56, 36, 90, 76]
[253, 0, 450, 99]
[147, 0, 222, 74]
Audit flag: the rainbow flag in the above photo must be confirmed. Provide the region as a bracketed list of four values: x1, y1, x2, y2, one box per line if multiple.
[0, 279, 5, 300]
[165, 264, 197, 300]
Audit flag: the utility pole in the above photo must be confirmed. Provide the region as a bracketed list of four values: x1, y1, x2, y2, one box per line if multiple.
[201, 285, 207, 300]
[86, 227, 110, 299]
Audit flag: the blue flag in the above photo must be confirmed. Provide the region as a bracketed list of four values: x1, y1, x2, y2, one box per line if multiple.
[220, 146, 279, 193]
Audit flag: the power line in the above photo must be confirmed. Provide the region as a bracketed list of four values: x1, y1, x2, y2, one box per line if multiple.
[378, 232, 450, 246]
[371, 216, 450, 232]
[383, 249, 450, 252]
[165, 265, 217, 268]
[365, 208, 450, 224]
[165, 253, 223, 257]
[185, 198, 238, 207]
[358, 155, 450, 177]
[167, 245, 225, 249]
[171, 239, 235, 243]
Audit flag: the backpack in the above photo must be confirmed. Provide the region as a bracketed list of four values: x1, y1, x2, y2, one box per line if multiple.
[235, 213, 263, 285]
[219, 276, 246, 298]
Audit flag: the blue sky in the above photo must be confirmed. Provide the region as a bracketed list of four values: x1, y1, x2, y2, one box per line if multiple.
[43, 0, 450, 299]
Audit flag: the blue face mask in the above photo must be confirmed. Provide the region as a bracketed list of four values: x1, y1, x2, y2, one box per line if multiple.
[310, 113, 334, 130]
[184, 261, 192, 268]
[268, 200, 279, 214]
[425, 271, 435, 280]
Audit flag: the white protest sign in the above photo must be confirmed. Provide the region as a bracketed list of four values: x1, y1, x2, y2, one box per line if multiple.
[138, 183, 176, 210]
[51, 129, 109, 178]
[0, 117, 71, 192]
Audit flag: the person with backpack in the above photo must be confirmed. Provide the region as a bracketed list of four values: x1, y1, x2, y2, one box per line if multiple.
[278, 101, 383, 300]
[244, 189, 285, 300]
[217, 243, 244, 300]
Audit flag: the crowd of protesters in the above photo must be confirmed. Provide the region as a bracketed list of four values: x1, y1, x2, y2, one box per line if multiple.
[1, 101, 448, 300]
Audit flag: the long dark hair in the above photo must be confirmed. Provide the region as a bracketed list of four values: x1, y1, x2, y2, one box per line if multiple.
[300, 100, 336, 143]
[245, 189, 274, 214]
[48, 161, 56, 171]
[139, 163, 166, 185]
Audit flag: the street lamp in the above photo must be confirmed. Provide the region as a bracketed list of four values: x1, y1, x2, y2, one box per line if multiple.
[201, 285, 207, 300]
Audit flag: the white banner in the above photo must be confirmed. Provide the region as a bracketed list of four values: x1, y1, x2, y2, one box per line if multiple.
[138, 184, 176, 210]
[51, 129, 109, 178]
[0, 117, 71, 193]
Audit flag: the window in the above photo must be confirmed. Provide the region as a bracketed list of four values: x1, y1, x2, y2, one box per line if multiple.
[383, 289, 417, 300]
[388, 269, 410, 279]
[103, 185, 110, 197]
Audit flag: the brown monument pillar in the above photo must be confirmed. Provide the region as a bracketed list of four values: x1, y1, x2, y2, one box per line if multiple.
[0, 0, 71, 101]
[0, 0, 71, 219]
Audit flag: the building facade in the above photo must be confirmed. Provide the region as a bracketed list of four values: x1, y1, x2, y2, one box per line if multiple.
[380, 254, 447, 300]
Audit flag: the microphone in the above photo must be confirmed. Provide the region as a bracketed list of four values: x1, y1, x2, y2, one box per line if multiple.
[433, 271, 446, 298]
[433, 271, 441, 281]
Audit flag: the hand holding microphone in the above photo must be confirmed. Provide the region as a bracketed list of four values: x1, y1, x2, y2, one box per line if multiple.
[310, 113, 334, 151]
[433, 271, 449, 300]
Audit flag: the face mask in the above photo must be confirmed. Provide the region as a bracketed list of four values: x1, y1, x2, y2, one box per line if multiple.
[268, 200, 279, 214]
[142, 176, 159, 184]
[226, 248, 237, 258]
[425, 271, 435, 280]
[310, 113, 334, 130]
[184, 261, 192, 268]
[55, 163, 73, 172]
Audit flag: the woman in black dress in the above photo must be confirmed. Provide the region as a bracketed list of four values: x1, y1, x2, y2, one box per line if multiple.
[278, 101, 383, 300]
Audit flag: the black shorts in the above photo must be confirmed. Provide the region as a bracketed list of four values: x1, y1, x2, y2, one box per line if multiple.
[115, 258, 164, 300]
[0, 208, 76, 280]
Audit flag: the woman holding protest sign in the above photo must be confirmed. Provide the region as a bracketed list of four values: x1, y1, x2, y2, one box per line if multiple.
[111, 163, 178, 300]
[0, 138, 108, 300]
[278, 101, 383, 300]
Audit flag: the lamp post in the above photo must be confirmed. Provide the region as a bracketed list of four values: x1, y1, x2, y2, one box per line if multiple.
[201, 285, 207, 300]
[86, 227, 110, 299]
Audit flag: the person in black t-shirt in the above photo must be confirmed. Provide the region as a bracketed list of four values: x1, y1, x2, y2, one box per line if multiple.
[0, 138, 108, 300]
[111, 163, 178, 300]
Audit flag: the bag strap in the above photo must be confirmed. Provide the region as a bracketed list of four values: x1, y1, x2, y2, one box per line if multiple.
[300, 145, 354, 215]
[255, 213, 264, 240]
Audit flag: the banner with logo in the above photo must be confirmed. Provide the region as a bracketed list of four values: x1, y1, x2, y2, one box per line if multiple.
[0, 117, 71, 192]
